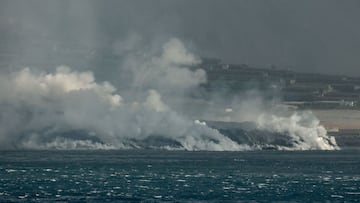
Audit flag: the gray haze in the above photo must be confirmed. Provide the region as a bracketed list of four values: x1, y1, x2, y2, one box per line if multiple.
[1, 0, 360, 76]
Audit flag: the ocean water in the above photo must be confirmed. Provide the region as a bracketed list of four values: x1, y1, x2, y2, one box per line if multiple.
[0, 150, 359, 202]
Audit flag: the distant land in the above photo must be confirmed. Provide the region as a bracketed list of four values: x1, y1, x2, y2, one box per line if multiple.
[199, 57, 360, 106]
[197, 58, 360, 147]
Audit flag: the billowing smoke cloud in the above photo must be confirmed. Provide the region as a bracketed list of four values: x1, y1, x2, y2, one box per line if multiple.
[0, 38, 249, 151]
[120, 37, 205, 94]
[0, 36, 338, 151]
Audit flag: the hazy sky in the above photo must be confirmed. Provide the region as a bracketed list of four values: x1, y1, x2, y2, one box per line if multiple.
[1, 0, 360, 76]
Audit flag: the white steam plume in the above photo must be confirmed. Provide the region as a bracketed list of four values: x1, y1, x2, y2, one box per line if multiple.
[203, 90, 339, 150]
[257, 112, 339, 150]
[0, 37, 338, 151]
[0, 38, 247, 151]
[119, 37, 206, 95]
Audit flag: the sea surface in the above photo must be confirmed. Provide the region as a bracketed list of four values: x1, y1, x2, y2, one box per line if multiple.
[0, 150, 359, 202]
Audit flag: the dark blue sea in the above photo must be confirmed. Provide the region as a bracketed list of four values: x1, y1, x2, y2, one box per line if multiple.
[0, 150, 359, 202]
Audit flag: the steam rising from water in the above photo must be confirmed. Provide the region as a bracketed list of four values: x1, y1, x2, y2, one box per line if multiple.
[0, 38, 338, 151]
[257, 112, 338, 150]
[0, 66, 246, 151]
